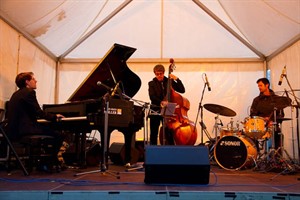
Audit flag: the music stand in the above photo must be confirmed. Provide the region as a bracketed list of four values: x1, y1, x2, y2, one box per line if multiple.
[160, 102, 176, 117]
[160, 102, 176, 145]
[125, 102, 152, 172]
[74, 93, 120, 178]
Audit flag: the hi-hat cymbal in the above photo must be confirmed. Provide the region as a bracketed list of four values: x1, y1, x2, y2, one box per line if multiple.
[204, 103, 236, 117]
[277, 117, 292, 121]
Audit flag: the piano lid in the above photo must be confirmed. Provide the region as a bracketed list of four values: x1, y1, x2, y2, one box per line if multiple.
[68, 43, 141, 102]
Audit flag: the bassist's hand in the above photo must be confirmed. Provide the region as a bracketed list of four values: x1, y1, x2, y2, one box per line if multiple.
[169, 74, 178, 80]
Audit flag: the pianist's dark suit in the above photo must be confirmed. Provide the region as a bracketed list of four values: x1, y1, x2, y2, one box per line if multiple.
[6, 87, 63, 155]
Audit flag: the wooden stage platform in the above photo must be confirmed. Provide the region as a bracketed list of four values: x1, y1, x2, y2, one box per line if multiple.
[0, 159, 300, 200]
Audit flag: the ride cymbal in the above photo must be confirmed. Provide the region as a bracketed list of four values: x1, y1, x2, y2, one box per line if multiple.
[271, 96, 292, 109]
[204, 103, 236, 117]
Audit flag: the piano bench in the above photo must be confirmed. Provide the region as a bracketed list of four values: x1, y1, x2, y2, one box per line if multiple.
[21, 135, 57, 172]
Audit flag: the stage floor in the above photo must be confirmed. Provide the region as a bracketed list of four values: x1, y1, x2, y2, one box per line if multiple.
[0, 160, 300, 200]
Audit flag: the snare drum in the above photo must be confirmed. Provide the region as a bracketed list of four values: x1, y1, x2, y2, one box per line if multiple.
[214, 135, 257, 170]
[220, 128, 241, 138]
[244, 116, 266, 139]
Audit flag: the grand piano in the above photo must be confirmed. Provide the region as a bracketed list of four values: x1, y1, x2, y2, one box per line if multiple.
[42, 43, 144, 167]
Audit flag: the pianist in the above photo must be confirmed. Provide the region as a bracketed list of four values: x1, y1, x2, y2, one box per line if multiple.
[6, 72, 66, 171]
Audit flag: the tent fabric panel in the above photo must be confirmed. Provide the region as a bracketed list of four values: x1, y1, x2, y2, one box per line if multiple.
[220, 0, 300, 56]
[0, 19, 57, 108]
[162, 1, 258, 58]
[67, 1, 162, 59]
[2, 0, 299, 59]
[0, 20, 20, 108]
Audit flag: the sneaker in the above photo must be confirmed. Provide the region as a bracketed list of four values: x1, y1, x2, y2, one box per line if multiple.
[124, 163, 131, 168]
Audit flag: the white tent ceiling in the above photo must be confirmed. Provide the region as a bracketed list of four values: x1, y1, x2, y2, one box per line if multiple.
[0, 0, 299, 61]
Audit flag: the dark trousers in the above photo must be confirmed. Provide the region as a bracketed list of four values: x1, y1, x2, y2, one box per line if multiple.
[149, 115, 162, 145]
[149, 115, 174, 145]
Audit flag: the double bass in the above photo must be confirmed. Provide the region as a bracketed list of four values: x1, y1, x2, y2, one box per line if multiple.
[159, 59, 197, 145]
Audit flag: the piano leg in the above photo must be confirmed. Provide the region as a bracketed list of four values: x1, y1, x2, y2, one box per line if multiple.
[98, 127, 134, 166]
[74, 127, 120, 178]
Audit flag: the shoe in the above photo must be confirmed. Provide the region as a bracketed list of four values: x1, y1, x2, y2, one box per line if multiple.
[124, 163, 131, 168]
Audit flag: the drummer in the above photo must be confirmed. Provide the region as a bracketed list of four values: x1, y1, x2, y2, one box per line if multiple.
[250, 78, 285, 149]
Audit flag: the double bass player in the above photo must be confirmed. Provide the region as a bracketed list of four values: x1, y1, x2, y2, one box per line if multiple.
[148, 64, 185, 145]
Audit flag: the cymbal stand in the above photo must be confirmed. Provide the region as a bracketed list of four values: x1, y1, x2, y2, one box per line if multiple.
[257, 107, 299, 177]
[213, 114, 222, 140]
[75, 93, 120, 178]
[270, 122, 300, 180]
[270, 123, 300, 180]
[254, 108, 278, 172]
[206, 115, 222, 162]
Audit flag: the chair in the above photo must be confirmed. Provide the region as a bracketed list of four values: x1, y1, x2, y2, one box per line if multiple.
[0, 109, 9, 163]
[0, 119, 29, 175]
[1, 109, 57, 174]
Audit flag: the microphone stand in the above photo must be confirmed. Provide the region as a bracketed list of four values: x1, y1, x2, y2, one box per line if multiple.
[282, 74, 300, 162]
[194, 80, 208, 145]
[267, 73, 300, 179]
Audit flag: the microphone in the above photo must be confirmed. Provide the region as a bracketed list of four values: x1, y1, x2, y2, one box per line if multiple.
[278, 66, 286, 85]
[205, 74, 211, 91]
[111, 81, 120, 97]
[96, 81, 112, 91]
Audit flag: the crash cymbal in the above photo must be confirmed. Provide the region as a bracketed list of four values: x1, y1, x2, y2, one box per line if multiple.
[271, 96, 292, 109]
[204, 103, 236, 117]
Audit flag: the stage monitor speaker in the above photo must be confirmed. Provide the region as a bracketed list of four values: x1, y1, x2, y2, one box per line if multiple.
[109, 142, 139, 165]
[144, 145, 210, 184]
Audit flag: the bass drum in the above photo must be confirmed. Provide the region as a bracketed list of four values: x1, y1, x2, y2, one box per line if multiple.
[214, 136, 257, 170]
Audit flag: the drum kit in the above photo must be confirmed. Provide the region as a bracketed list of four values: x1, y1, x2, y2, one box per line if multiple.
[203, 98, 299, 174]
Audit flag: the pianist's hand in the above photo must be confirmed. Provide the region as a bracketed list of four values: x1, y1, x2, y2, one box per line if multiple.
[56, 114, 65, 121]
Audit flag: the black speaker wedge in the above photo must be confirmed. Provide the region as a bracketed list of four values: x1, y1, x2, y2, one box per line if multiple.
[144, 145, 210, 184]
